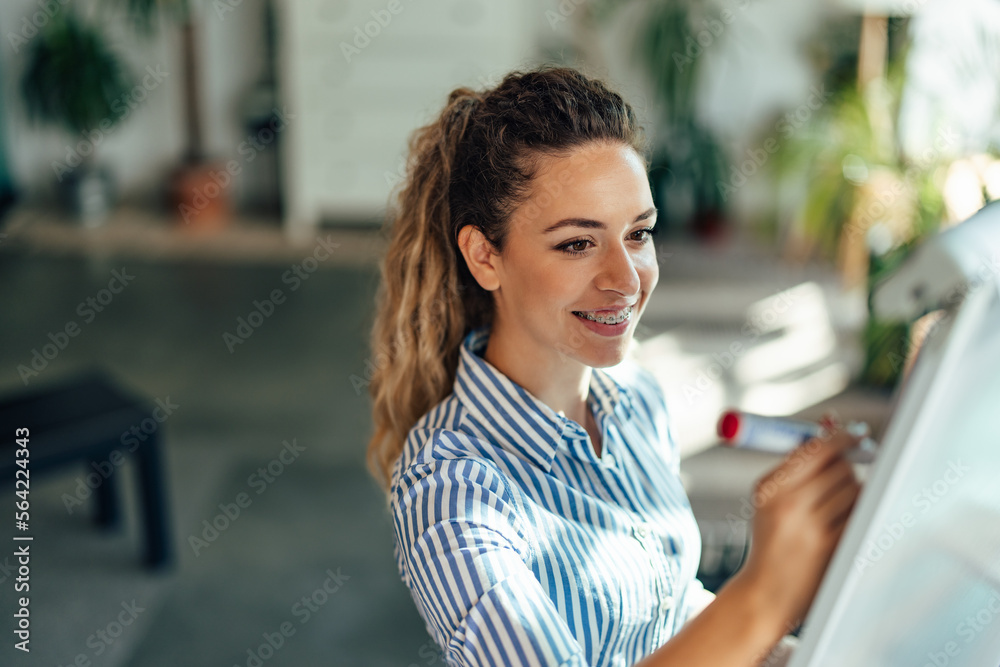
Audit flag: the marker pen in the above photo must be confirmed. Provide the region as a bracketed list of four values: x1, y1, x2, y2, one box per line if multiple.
[717, 410, 878, 464]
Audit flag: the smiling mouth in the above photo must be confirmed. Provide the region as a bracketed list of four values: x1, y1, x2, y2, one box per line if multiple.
[571, 305, 633, 324]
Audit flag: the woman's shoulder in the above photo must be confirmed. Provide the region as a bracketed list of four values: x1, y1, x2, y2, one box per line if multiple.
[389, 412, 529, 544]
[390, 393, 509, 489]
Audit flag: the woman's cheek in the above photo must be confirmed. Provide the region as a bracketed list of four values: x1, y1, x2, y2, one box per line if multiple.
[637, 250, 659, 290]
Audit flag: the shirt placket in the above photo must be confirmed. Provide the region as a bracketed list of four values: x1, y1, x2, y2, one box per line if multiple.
[631, 520, 676, 647]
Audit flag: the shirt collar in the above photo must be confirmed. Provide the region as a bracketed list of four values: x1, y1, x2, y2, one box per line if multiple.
[452, 325, 635, 471]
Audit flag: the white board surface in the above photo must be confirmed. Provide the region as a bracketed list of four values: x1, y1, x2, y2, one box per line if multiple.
[788, 276, 1000, 667]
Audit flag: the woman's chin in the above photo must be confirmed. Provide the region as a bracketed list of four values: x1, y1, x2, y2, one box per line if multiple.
[576, 341, 631, 369]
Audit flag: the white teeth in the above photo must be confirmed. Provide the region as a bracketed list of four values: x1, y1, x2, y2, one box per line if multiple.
[574, 305, 632, 324]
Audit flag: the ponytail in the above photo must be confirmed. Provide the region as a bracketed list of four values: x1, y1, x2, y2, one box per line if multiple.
[366, 88, 481, 491]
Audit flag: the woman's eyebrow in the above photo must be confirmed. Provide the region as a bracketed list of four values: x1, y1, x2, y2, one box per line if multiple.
[542, 206, 657, 233]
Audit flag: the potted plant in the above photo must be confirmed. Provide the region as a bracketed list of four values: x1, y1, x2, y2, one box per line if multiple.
[589, 0, 730, 239]
[109, 0, 230, 230]
[768, 49, 949, 388]
[20, 10, 135, 225]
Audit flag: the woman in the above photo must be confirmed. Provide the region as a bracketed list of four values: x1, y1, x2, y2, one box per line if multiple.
[366, 65, 863, 667]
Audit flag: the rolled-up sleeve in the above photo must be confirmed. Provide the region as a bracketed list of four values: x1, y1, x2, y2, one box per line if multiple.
[392, 456, 589, 667]
[678, 576, 717, 626]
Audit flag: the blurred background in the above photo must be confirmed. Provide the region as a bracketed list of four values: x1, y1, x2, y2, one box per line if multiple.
[1, 0, 998, 664]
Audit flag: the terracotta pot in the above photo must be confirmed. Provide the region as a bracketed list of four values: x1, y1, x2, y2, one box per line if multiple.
[169, 161, 231, 230]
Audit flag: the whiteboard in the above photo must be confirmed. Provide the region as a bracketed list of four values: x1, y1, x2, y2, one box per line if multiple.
[787, 275, 1000, 666]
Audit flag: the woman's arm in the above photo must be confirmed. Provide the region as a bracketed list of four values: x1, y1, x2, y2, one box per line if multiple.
[393, 456, 591, 666]
[634, 568, 788, 666]
[677, 576, 717, 623]
[636, 424, 863, 666]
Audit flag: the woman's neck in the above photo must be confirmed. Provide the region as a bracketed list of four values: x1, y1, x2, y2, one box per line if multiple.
[483, 321, 593, 436]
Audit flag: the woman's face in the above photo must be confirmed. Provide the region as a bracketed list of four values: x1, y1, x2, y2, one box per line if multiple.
[485, 141, 659, 369]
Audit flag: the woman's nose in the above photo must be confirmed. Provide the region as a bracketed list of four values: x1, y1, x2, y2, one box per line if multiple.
[596, 242, 641, 295]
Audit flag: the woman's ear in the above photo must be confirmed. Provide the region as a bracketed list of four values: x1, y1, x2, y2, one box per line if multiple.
[457, 225, 501, 291]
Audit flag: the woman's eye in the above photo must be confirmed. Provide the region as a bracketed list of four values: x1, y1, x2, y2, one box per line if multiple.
[558, 239, 592, 254]
[557, 228, 656, 254]
[634, 227, 657, 242]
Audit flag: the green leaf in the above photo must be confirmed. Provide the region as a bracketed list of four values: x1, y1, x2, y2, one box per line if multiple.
[20, 11, 136, 137]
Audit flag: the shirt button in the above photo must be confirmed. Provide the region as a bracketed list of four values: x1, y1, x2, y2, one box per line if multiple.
[659, 595, 674, 613]
[611, 655, 626, 667]
[633, 523, 649, 539]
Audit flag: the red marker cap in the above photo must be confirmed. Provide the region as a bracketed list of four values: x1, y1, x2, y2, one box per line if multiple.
[718, 411, 740, 442]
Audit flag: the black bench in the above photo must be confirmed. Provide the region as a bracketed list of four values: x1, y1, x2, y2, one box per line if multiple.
[0, 367, 172, 568]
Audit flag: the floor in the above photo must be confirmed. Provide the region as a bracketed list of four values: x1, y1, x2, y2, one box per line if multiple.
[0, 209, 892, 665]
[0, 222, 439, 666]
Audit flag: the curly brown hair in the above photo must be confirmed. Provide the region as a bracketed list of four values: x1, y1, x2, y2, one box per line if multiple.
[366, 65, 649, 492]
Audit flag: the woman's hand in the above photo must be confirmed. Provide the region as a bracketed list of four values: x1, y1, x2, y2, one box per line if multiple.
[633, 416, 866, 667]
[733, 416, 864, 629]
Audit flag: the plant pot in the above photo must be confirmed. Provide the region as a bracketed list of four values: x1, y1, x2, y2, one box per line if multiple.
[169, 161, 231, 230]
[62, 164, 115, 227]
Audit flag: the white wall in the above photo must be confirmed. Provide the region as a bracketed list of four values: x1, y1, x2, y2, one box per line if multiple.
[276, 0, 544, 235]
[0, 0, 271, 207]
[275, 0, 672, 235]
[0, 0, 666, 223]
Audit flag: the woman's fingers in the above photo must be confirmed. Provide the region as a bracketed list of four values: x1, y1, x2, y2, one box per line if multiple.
[740, 414, 867, 630]
[815, 471, 861, 528]
[764, 428, 861, 492]
[807, 456, 856, 506]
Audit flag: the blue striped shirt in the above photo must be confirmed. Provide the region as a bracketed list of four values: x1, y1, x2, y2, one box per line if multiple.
[390, 325, 716, 666]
